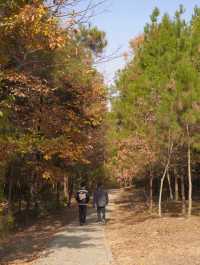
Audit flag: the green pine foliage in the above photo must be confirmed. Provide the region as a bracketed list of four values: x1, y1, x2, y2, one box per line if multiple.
[109, 6, 200, 214]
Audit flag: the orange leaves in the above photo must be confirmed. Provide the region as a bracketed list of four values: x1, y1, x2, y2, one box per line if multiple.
[1, 2, 66, 61]
[112, 135, 156, 185]
[0, 0, 107, 185]
[130, 34, 144, 51]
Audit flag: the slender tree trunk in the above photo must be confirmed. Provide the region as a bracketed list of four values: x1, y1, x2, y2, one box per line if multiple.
[18, 185, 22, 212]
[124, 178, 127, 188]
[67, 176, 73, 207]
[181, 175, 186, 215]
[56, 182, 60, 206]
[158, 169, 167, 217]
[18, 199, 22, 212]
[149, 167, 153, 213]
[63, 174, 68, 202]
[8, 179, 13, 212]
[167, 171, 173, 200]
[175, 174, 179, 201]
[26, 198, 30, 211]
[158, 141, 173, 217]
[187, 124, 192, 217]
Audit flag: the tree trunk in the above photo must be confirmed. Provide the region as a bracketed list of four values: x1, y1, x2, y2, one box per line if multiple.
[8, 178, 13, 212]
[63, 174, 68, 202]
[181, 175, 186, 215]
[56, 182, 60, 206]
[18, 191, 22, 212]
[175, 174, 179, 201]
[18, 184, 22, 212]
[149, 173, 153, 213]
[167, 171, 173, 200]
[124, 178, 127, 188]
[18, 199, 22, 212]
[67, 176, 73, 207]
[26, 198, 30, 211]
[158, 169, 167, 217]
[158, 141, 173, 217]
[187, 124, 192, 217]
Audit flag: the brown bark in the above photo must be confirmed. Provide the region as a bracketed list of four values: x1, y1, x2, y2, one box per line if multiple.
[8, 178, 13, 212]
[149, 176, 153, 213]
[18, 200, 22, 212]
[149, 168, 153, 213]
[187, 124, 192, 217]
[67, 176, 73, 207]
[63, 174, 68, 202]
[167, 171, 173, 200]
[175, 174, 179, 201]
[56, 182, 60, 205]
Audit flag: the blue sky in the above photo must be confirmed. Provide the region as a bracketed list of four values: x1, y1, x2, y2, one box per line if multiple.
[91, 0, 200, 84]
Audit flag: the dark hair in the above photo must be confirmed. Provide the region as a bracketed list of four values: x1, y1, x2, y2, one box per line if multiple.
[97, 182, 103, 188]
[80, 182, 86, 188]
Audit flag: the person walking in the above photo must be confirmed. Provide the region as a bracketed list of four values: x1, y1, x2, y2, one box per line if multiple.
[93, 183, 109, 224]
[76, 183, 90, 226]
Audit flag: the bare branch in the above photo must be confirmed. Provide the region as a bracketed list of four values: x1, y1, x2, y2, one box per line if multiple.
[94, 46, 123, 65]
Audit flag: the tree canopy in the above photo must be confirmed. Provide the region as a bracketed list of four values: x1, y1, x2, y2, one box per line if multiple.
[108, 6, 200, 216]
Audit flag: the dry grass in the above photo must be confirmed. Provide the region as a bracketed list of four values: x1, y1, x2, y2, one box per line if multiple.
[106, 188, 200, 265]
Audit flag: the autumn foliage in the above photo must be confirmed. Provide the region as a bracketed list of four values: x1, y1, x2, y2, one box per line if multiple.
[0, 0, 107, 228]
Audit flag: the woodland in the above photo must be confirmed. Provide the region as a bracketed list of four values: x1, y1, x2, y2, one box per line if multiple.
[109, 6, 200, 218]
[0, 0, 108, 233]
[1, 1, 200, 237]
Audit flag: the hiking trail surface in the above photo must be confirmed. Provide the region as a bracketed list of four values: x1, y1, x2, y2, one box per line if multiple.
[29, 192, 117, 265]
[0, 191, 117, 265]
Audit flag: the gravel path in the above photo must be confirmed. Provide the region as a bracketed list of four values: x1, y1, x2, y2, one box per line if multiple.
[32, 196, 114, 265]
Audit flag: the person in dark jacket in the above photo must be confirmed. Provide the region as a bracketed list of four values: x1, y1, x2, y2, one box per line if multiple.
[76, 183, 90, 225]
[93, 183, 109, 224]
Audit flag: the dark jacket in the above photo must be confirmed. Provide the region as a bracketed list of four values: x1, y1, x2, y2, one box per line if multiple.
[76, 189, 90, 205]
[93, 188, 109, 207]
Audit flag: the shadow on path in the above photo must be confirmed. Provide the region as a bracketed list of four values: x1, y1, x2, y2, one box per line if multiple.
[0, 206, 100, 265]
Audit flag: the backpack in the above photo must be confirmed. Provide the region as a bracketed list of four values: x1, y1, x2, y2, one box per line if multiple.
[96, 190, 108, 207]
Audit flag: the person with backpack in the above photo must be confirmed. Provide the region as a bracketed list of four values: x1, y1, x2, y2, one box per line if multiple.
[93, 183, 109, 224]
[76, 183, 90, 226]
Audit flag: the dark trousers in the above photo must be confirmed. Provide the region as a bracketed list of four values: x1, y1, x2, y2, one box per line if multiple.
[97, 206, 106, 221]
[79, 205, 87, 224]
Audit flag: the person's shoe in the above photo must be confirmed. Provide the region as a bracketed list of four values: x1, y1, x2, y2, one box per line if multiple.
[102, 219, 106, 225]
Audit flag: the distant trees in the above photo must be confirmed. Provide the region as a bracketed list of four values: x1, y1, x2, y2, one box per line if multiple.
[109, 6, 200, 217]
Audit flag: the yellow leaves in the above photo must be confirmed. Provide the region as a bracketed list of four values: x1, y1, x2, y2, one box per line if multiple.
[49, 35, 65, 49]
[44, 154, 51, 161]
[20, 4, 46, 23]
[1, 3, 66, 53]
[89, 117, 102, 127]
[0, 1, 106, 176]
[42, 170, 51, 180]
[86, 69, 95, 74]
